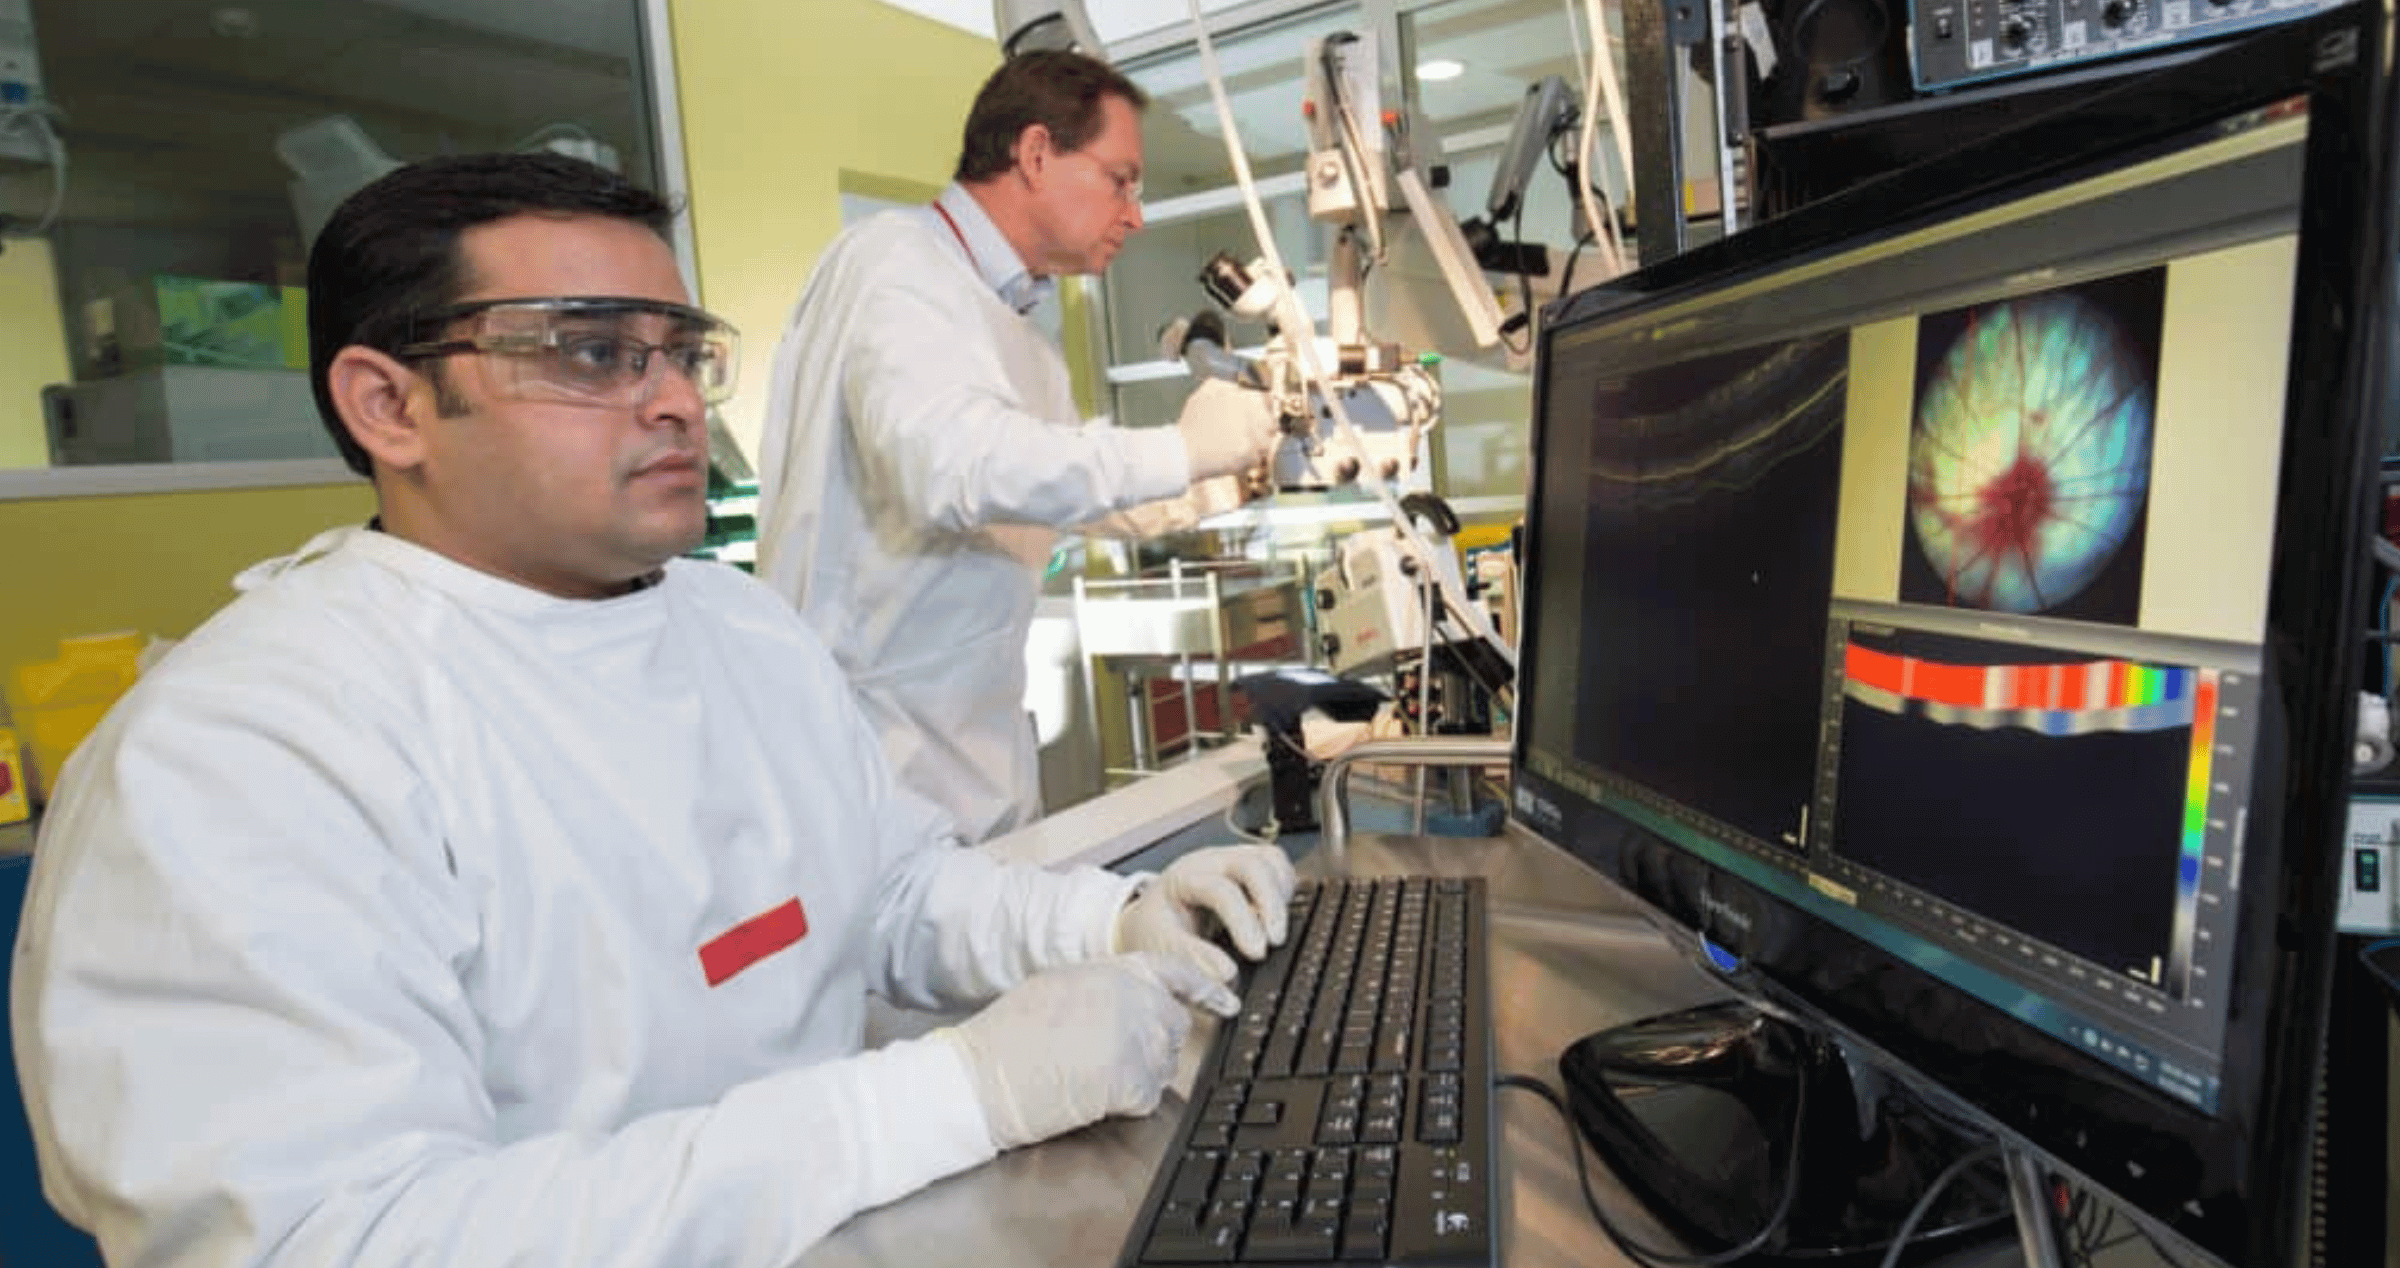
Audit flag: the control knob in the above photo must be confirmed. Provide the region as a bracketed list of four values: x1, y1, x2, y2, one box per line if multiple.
[1999, 9, 2040, 51]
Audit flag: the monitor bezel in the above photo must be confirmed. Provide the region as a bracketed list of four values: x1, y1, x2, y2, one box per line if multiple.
[1512, 8, 2390, 1263]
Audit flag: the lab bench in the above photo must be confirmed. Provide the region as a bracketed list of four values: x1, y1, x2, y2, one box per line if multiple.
[811, 828, 2030, 1268]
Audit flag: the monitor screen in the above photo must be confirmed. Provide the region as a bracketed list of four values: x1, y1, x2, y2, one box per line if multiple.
[1511, 12, 2383, 1264]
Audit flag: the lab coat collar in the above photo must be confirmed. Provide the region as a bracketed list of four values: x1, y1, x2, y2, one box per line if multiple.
[934, 183, 1054, 316]
[255, 523, 677, 624]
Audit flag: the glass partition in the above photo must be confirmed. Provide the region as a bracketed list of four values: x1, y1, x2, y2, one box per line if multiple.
[0, 0, 673, 477]
[1099, 0, 1596, 509]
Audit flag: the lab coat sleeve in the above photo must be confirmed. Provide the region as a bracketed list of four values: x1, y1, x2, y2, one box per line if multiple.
[841, 259, 1193, 532]
[833, 708, 1139, 1009]
[1078, 473, 1253, 541]
[864, 845, 1142, 1011]
[10, 663, 997, 1268]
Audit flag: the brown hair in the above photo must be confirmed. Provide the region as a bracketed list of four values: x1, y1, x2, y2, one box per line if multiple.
[954, 50, 1147, 184]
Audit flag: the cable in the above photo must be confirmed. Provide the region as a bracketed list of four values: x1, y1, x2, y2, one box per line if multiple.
[1873, 1145, 2006, 1268]
[1426, 615, 1514, 707]
[1182, 0, 1517, 675]
[2380, 574, 2398, 695]
[0, 105, 70, 236]
[1496, 1071, 1808, 1266]
[1559, 0, 1593, 111]
[2067, 1190, 2109, 1259]
[2059, 1180, 2202, 1268]
[1221, 777, 1278, 844]
[1503, 202, 1537, 357]
[1557, 227, 1596, 302]
[1411, 577, 1438, 830]
[1575, 0, 1631, 281]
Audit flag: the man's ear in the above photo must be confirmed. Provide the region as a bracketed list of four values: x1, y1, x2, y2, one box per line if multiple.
[327, 346, 434, 473]
[1013, 122, 1054, 189]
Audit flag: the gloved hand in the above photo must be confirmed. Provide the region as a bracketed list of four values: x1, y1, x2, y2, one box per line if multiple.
[942, 953, 1215, 1150]
[1113, 844, 1297, 1002]
[1176, 378, 1281, 482]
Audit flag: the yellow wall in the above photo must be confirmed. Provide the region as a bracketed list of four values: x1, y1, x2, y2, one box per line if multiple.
[0, 237, 72, 468]
[0, 484, 372, 677]
[670, 0, 999, 459]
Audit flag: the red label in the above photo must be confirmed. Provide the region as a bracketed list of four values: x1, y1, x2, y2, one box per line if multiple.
[0, 760, 12, 798]
[697, 897, 808, 987]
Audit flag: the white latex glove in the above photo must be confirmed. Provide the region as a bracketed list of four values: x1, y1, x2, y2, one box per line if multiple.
[1112, 844, 1298, 1000]
[1176, 378, 1281, 481]
[941, 953, 1213, 1150]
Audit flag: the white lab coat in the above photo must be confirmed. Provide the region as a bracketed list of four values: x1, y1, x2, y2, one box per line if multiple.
[8, 526, 1141, 1268]
[755, 185, 1196, 844]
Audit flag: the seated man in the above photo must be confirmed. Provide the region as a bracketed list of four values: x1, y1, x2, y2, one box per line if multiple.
[7, 152, 1295, 1268]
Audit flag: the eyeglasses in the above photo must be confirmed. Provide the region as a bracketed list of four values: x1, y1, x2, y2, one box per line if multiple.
[397, 297, 739, 408]
[1070, 149, 1144, 206]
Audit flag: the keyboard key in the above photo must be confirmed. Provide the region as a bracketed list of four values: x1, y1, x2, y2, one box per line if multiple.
[1121, 878, 1490, 1268]
[1243, 1221, 1338, 1261]
[1205, 1198, 1251, 1227]
[1223, 1151, 1266, 1186]
[1339, 1199, 1390, 1261]
[1146, 1219, 1241, 1262]
[1169, 1150, 1222, 1206]
[1310, 1148, 1352, 1182]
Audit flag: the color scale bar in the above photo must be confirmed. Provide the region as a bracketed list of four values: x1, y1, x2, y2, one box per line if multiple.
[1843, 648, 2185, 714]
[2167, 670, 2216, 997]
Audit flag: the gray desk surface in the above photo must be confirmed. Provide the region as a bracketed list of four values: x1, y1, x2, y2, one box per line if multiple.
[802, 829, 2050, 1268]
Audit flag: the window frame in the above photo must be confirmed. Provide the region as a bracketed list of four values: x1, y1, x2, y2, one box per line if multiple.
[0, 0, 696, 502]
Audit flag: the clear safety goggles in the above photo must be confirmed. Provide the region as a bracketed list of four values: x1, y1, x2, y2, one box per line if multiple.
[398, 297, 739, 408]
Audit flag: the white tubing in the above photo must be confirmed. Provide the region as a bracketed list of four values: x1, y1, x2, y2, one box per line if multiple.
[1560, 0, 1592, 109]
[1578, 0, 1630, 279]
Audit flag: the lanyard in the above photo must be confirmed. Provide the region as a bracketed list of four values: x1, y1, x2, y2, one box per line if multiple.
[931, 201, 983, 277]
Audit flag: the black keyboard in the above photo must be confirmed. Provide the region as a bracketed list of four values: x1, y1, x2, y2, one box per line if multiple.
[1115, 875, 1495, 1266]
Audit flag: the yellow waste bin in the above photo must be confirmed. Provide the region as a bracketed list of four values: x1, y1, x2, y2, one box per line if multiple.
[5, 632, 145, 807]
[0, 726, 28, 825]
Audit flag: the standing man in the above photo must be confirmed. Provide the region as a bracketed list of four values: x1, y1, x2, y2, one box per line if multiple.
[9, 152, 1296, 1268]
[755, 50, 1278, 843]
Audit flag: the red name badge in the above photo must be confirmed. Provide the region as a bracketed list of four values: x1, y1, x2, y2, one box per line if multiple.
[698, 897, 808, 987]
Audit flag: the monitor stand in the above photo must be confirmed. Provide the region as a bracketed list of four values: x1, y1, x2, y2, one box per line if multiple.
[1558, 999, 2017, 1264]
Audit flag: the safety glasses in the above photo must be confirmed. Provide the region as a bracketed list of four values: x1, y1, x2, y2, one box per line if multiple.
[398, 297, 739, 408]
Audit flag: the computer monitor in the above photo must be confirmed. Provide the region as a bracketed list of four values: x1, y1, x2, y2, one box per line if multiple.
[1509, 9, 2389, 1266]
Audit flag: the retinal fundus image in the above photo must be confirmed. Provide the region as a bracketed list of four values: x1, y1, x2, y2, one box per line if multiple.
[1901, 271, 2164, 625]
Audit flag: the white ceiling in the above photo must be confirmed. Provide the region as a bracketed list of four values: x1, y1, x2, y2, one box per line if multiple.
[1125, 0, 1602, 188]
[875, 0, 997, 37]
[868, 1, 1606, 189]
